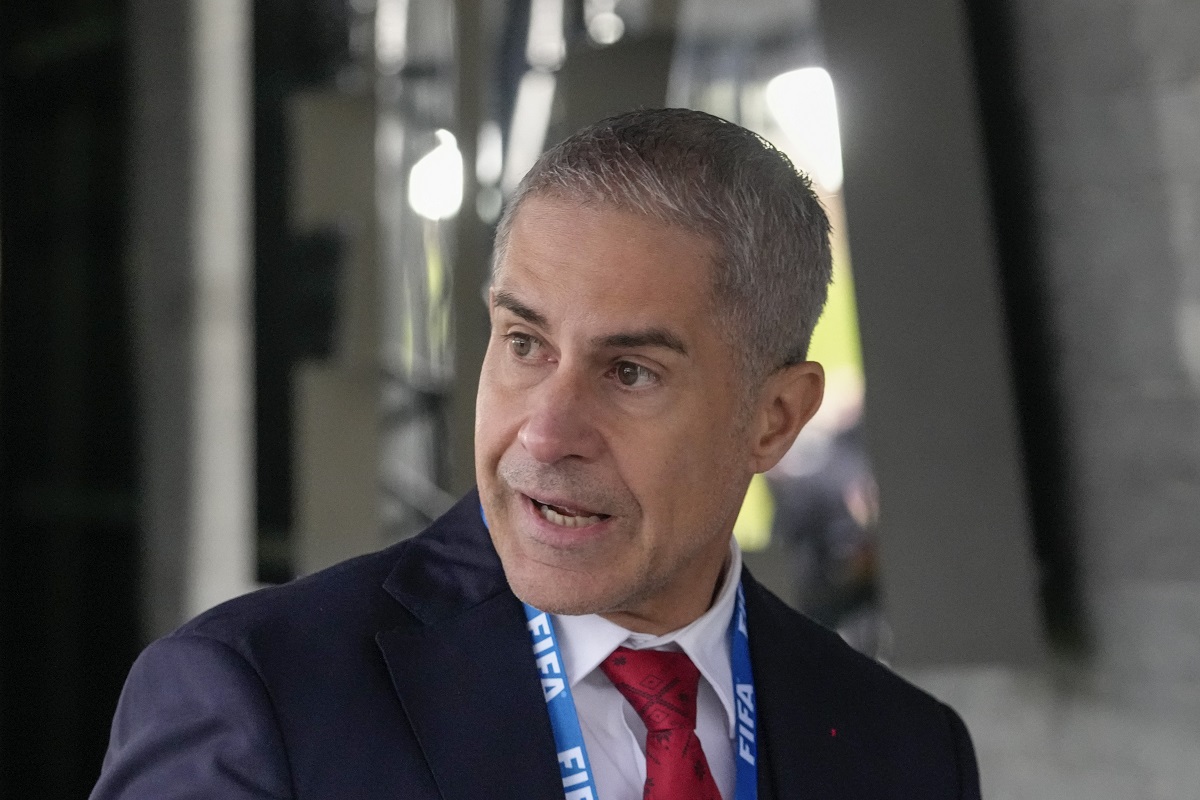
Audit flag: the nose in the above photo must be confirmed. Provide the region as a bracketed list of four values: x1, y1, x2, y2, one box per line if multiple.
[518, 367, 603, 464]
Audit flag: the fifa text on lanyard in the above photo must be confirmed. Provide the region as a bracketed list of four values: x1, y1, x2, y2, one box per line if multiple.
[480, 503, 758, 799]
[523, 585, 758, 800]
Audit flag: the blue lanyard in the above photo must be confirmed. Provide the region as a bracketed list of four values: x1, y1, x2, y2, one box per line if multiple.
[729, 582, 758, 798]
[523, 585, 758, 800]
[480, 503, 757, 799]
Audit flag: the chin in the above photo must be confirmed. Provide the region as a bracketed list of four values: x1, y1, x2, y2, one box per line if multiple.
[502, 557, 624, 617]
[513, 587, 603, 617]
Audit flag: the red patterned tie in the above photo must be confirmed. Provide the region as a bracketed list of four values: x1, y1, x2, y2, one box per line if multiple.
[600, 646, 722, 800]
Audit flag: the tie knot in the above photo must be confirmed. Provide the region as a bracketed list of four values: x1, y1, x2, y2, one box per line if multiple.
[600, 646, 701, 732]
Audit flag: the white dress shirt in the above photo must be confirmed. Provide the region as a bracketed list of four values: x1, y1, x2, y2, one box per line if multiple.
[552, 539, 743, 800]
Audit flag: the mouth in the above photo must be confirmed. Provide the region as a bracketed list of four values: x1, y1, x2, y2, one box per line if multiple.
[524, 493, 611, 528]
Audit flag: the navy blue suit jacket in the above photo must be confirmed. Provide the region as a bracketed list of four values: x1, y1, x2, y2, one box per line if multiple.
[92, 490, 981, 799]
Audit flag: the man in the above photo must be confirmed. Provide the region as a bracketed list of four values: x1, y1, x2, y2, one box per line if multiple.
[93, 109, 981, 799]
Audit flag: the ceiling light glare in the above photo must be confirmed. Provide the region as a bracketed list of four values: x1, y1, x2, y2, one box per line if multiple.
[526, 0, 566, 68]
[375, 0, 409, 74]
[502, 70, 557, 194]
[408, 129, 463, 221]
[587, 11, 625, 45]
[765, 66, 844, 193]
[476, 120, 503, 186]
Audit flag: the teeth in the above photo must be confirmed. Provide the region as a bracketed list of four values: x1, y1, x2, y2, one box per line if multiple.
[537, 503, 603, 528]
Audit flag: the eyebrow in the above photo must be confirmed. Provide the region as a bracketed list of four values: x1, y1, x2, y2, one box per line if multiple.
[597, 330, 688, 357]
[492, 290, 548, 328]
[492, 289, 689, 357]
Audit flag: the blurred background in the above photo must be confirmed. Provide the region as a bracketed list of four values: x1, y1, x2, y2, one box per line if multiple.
[2, 0, 1198, 797]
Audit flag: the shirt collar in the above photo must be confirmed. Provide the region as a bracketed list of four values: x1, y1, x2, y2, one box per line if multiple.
[552, 537, 743, 738]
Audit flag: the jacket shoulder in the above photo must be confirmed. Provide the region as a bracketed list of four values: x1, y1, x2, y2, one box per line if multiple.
[173, 489, 497, 654]
[745, 569, 937, 707]
[175, 542, 410, 651]
[745, 572, 981, 798]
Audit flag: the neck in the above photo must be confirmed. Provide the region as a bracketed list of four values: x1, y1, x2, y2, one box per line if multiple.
[599, 550, 732, 635]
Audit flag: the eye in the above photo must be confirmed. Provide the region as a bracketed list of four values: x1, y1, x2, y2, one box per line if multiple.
[614, 361, 657, 388]
[506, 333, 539, 359]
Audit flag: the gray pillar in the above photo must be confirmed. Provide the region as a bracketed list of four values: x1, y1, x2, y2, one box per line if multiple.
[289, 90, 383, 574]
[819, 0, 1045, 666]
[1001, 0, 1200, 721]
[129, 0, 255, 639]
[449, 0, 493, 494]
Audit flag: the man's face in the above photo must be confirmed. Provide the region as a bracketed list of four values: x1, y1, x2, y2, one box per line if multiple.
[475, 195, 760, 633]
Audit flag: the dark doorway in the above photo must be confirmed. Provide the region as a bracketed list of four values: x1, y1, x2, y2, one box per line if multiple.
[1, 2, 141, 797]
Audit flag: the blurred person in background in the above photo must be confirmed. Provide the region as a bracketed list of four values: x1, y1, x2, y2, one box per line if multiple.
[91, 109, 979, 799]
[767, 369, 887, 658]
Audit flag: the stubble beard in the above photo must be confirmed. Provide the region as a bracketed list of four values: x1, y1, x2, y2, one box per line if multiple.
[485, 455, 644, 616]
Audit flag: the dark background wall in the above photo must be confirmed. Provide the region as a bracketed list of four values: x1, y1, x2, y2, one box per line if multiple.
[1, 3, 140, 798]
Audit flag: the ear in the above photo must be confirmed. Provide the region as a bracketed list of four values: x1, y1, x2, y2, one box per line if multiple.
[747, 361, 825, 473]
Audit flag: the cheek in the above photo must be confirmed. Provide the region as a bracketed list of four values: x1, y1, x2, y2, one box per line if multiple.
[622, 422, 725, 516]
[663, 419, 747, 507]
[474, 358, 513, 467]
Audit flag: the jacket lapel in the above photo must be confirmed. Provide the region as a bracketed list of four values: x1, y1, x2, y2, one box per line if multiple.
[744, 570, 866, 800]
[376, 492, 563, 800]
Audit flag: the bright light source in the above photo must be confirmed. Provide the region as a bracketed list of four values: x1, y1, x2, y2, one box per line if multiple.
[587, 11, 625, 45]
[765, 67, 844, 193]
[526, 0, 566, 68]
[376, 0, 409, 74]
[408, 129, 463, 221]
[502, 70, 556, 194]
[476, 120, 503, 186]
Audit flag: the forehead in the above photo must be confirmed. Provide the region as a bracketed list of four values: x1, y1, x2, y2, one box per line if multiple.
[496, 195, 716, 307]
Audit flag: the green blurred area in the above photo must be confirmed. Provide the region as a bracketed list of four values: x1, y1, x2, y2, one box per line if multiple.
[735, 241, 864, 552]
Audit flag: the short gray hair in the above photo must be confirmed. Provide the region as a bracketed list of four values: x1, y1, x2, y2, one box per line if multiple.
[493, 108, 833, 383]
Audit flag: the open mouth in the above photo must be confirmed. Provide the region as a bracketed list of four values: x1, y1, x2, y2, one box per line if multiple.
[528, 495, 610, 528]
